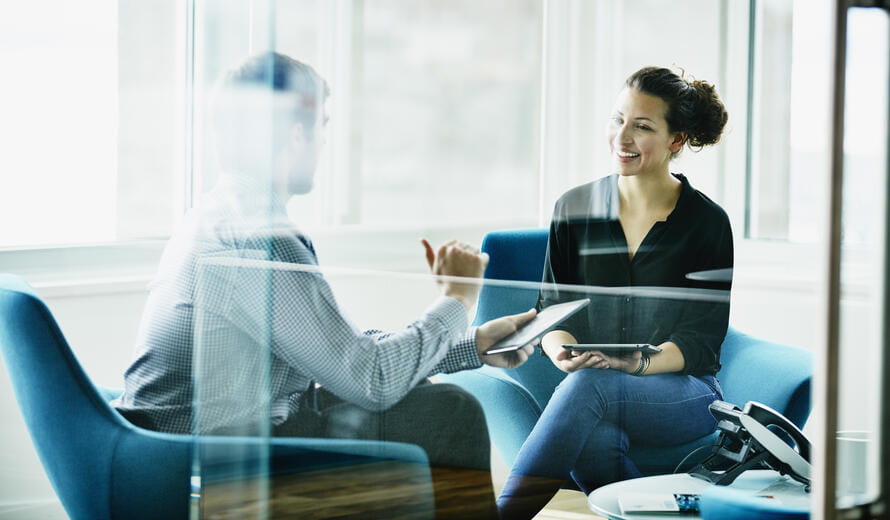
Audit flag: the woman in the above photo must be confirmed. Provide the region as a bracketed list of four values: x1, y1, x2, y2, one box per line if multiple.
[497, 66, 733, 519]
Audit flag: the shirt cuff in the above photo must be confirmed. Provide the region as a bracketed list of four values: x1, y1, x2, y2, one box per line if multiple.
[431, 327, 483, 374]
[429, 295, 469, 331]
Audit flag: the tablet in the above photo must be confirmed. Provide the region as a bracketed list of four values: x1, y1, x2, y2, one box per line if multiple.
[482, 299, 590, 356]
[562, 343, 662, 355]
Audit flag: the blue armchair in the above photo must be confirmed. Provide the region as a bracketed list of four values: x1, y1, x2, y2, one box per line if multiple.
[0, 273, 433, 520]
[439, 228, 813, 476]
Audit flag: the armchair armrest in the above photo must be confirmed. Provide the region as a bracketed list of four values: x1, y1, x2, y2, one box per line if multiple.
[110, 424, 432, 519]
[439, 366, 542, 467]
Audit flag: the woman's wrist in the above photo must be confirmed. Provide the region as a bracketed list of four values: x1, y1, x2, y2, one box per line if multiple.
[630, 353, 650, 376]
[541, 330, 576, 359]
[541, 341, 561, 359]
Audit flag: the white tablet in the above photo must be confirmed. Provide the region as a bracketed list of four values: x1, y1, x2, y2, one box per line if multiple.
[482, 299, 590, 356]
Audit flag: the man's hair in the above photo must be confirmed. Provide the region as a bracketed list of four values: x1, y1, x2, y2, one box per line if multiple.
[223, 52, 328, 96]
[211, 52, 329, 138]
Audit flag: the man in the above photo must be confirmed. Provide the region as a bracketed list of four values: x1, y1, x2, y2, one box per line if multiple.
[112, 52, 536, 517]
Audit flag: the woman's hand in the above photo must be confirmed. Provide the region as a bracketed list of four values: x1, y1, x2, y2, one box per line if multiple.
[596, 343, 686, 375]
[557, 348, 641, 373]
[552, 349, 609, 373]
[541, 330, 607, 373]
[595, 349, 642, 374]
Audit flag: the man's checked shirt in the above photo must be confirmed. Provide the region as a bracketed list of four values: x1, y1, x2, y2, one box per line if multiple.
[112, 176, 482, 434]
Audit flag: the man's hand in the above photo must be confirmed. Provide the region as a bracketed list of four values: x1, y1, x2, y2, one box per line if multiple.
[475, 309, 537, 369]
[421, 238, 488, 310]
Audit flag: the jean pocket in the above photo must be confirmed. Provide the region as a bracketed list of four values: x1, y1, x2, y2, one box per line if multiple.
[700, 375, 723, 401]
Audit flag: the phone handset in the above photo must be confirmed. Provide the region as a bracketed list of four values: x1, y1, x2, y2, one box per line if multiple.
[739, 402, 811, 484]
[689, 400, 812, 489]
[743, 401, 812, 462]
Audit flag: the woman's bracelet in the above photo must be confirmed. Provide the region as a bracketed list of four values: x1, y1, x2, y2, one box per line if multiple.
[631, 353, 650, 376]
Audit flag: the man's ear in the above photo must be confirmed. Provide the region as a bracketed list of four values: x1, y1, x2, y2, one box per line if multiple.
[670, 132, 687, 153]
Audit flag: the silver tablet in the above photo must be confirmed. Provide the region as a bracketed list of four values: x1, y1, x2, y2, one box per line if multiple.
[482, 299, 590, 356]
[561, 343, 662, 355]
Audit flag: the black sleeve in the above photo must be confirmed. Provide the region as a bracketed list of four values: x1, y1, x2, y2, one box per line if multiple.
[536, 201, 588, 339]
[670, 216, 734, 376]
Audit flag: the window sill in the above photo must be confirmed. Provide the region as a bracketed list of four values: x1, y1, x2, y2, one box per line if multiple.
[0, 219, 539, 291]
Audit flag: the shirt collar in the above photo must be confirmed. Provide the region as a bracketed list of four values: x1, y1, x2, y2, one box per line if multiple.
[601, 173, 693, 223]
[664, 173, 693, 224]
[215, 173, 290, 219]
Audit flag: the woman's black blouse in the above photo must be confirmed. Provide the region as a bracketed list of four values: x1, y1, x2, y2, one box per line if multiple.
[537, 173, 733, 376]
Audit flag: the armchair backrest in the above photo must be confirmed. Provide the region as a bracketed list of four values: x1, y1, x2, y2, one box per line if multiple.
[0, 274, 192, 520]
[0, 274, 125, 519]
[475, 229, 567, 409]
[717, 329, 812, 429]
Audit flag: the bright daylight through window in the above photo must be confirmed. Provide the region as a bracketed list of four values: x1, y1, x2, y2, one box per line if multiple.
[0, 1, 181, 249]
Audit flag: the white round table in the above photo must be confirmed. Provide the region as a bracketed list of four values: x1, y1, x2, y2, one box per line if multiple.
[587, 470, 809, 520]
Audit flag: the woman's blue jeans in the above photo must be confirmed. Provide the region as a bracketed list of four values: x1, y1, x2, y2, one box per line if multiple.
[502, 368, 722, 495]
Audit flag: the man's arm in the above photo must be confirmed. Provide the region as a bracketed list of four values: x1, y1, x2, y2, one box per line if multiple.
[420, 239, 537, 372]
[267, 267, 470, 412]
[263, 238, 491, 412]
[431, 308, 538, 375]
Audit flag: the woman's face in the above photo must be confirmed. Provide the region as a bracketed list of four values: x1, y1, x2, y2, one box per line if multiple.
[606, 87, 684, 178]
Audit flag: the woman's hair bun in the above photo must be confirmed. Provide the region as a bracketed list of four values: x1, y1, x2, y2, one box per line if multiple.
[686, 78, 728, 148]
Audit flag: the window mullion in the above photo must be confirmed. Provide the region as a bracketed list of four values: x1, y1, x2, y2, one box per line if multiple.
[317, 0, 362, 227]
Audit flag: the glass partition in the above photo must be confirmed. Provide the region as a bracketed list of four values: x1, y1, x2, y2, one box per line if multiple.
[186, 255, 813, 518]
[190, 262, 452, 519]
[834, 4, 889, 513]
[179, 1, 845, 518]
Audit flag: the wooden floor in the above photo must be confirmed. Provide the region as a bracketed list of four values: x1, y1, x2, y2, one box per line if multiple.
[537, 489, 604, 519]
[198, 461, 605, 519]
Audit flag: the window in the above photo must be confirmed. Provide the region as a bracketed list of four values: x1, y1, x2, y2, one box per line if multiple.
[746, 0, 885, 248]
[1, 1, 541, 277]
[0, 1, 183, 249]
[191, 0, 542, 232]
[355, 0, 542, 228]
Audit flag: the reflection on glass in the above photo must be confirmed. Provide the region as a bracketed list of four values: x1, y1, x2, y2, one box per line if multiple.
[836, 7, 888, 508]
